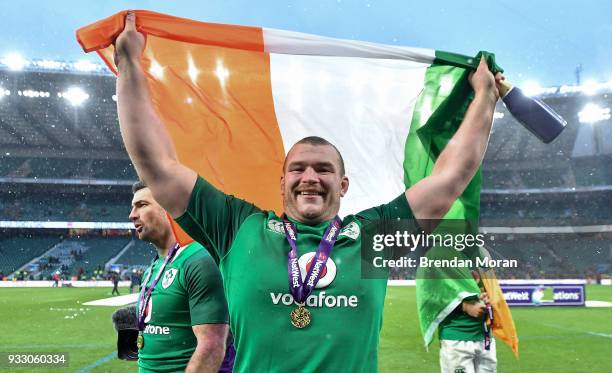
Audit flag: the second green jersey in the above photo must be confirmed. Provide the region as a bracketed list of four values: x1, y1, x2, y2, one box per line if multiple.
[138, 241, 229, 373]
[175, 176, 414, 373]
[438, 295, 484, 341]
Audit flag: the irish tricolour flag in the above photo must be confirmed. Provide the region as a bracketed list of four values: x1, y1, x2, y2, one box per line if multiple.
[77, 10, 517, 356]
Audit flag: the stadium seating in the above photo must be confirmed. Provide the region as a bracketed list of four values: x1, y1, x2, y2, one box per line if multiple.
[386, 232, 612, 280]
[0, 236, 59, 275]
[1, 64, 610, 281]
[0, 157, 27, 177]
[36, 236, 130, 279]
[0, 193, 130, 222]
[0, 102, 53, 147]
[114, 240, 157, 266]
[65, 236, 129, 275]
[91, 159, 138, 180]
[0, 157, 136, 180]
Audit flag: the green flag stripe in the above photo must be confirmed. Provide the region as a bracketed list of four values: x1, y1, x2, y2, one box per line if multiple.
[434, 50, 504, 74]
[406, 51, 500, 347]
[403, 57, 480, 220]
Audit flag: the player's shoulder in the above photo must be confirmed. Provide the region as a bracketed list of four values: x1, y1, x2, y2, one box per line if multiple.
[180, 242, 219, 272]
[244, 209, 272, 225]
[355, 193, 414, 221]
[177, 243, 223, 289]
[227, 209, 282, 236]
[179, 242, 213, 262]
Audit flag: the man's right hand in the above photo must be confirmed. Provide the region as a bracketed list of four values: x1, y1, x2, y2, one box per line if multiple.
[462, 299, 486, 318]
[114, 11, 145, 69]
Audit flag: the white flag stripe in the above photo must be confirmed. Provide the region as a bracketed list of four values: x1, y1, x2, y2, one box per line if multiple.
[263, 27, 436, 62]
[270, 53, 430, 216]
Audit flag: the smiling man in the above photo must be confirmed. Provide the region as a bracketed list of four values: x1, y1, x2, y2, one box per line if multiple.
[129, 181, 233, 373]
[115, 11, 502, 372]
[281, 137, 348, 225]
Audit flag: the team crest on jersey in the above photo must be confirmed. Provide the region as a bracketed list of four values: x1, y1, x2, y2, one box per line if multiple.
[266, 219, 285, 235]
[298, 252, 337, 288]
[162, 268, 178, 289]
[338, 221, 360, 240]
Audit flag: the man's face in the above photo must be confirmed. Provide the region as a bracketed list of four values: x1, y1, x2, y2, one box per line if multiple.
[281, 143, 349, 224]
[129, 188, 170, 243]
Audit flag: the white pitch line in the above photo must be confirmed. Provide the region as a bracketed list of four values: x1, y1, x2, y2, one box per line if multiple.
[542, 323, 612, 339]
[587, 332, 612, 338]
[83, 293, 138, 306]
[585, 300, 612, 308]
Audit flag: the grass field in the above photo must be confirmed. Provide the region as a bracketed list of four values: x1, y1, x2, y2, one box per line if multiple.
[0, 286, 611, 372]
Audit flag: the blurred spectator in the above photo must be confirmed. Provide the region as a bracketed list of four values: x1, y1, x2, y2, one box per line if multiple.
[76, 267, 84, 280]
[52, 271, 60, 287]
[111, 272, 120, 296]
[129, 269, 142, 293]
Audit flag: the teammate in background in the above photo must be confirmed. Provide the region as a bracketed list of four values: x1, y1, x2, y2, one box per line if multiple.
[438, 291, 495, 373]
[111, 271, 120, 296]
[115, 11, 502, 372]
[129, 181, 234, 373]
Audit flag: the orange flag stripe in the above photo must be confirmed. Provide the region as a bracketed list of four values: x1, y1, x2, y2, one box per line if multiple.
[77, 10, 286, 246]
[76, 10, 265, 57]
[482, 269, 519, 358]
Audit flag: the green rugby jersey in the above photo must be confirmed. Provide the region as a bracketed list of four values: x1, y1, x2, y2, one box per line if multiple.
[138, 241, 229, 373]
[175, 176, 414, 372]
[438, 295, 485, 342]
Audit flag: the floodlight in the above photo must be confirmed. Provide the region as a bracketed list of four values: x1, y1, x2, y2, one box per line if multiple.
[3, 53, 27, 71]
[62, 87, 89, 106]
[521, 80, 542, 97]
[74, 60, 98, 72]
[578, 103, 611, 124]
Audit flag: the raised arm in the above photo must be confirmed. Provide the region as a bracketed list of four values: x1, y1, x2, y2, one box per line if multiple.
[115, 11, 196, 218]
[406, 57, 503, 231]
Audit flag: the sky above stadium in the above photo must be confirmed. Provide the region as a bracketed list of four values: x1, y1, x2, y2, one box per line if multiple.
[1, 0, 610, 87]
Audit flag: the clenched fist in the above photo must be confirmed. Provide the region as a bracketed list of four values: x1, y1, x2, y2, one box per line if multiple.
[468, 56, 505, 102]
[114, 11, 145, 69]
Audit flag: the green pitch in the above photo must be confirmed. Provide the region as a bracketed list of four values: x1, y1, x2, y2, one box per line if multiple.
[0, 286, 611, 372]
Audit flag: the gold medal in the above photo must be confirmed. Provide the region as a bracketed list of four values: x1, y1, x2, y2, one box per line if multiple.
[290, 306, 311, 329]
[136, 334, 144, 349]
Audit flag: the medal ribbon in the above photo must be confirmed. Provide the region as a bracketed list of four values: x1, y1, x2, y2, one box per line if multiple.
[283, 216, 342, 305]
[137, 243, 180, 330]
[484, 303, 494, 350]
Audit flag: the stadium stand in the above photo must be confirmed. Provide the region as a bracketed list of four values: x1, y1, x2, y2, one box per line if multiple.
[0, 62, 610, 280]
[0, 157, 27, 176]
[0, 234, 60, 276]
[91, 159, 138, 180]
[386, 232, 612, 281]
[114, 239, 157, 266]
[485, 233, 612, 280]
[0, 191, 129, 222]
[480, 190, 612, 224]
[34, 235, 130, 280]
[0, 157, 136, 180]
[63, 236, 130, 276]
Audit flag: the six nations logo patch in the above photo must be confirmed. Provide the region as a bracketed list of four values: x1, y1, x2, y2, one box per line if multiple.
[162, 268, 178, 289]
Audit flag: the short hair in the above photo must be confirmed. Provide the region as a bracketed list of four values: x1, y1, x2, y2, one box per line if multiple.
[284, 136, 346, 176]
[132, 180, 147, 194]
